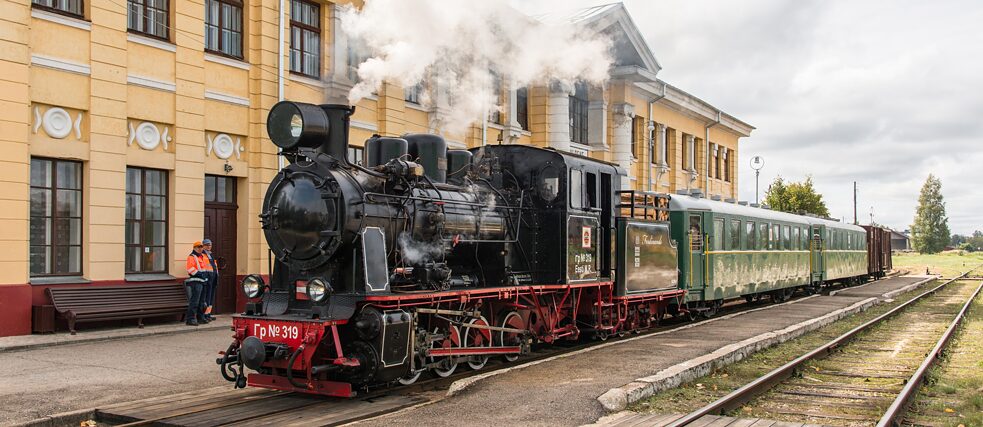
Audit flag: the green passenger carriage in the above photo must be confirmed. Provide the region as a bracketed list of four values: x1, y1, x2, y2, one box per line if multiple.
[668, 194, 868, 313]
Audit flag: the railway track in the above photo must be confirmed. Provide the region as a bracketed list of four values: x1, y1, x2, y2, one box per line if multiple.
[94, 278, 857, 427]
[662, 266, 983, 427]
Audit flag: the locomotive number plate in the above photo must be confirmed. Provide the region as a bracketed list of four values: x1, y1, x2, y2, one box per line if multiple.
[253, 323, 301, 341]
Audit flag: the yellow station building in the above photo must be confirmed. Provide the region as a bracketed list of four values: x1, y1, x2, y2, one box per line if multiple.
[0, 0, 752, 336]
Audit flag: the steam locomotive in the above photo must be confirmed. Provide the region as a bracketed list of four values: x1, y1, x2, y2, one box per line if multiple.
[217, 101, 684, 396]
[217, 101, 892, 397]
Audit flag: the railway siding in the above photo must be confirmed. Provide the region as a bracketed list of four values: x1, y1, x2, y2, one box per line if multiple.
[608, 269, 982, 427]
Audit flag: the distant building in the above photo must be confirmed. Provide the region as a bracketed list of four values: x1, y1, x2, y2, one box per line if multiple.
[890, 230, 911, 251]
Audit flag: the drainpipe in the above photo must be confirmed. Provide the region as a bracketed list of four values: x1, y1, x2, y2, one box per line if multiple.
[276, 0, 286, 171]
[704, 110, 721, 194]
[648, 82, 667, 190]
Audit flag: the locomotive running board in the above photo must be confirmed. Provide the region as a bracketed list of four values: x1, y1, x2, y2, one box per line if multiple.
[426, 345, 522, 357]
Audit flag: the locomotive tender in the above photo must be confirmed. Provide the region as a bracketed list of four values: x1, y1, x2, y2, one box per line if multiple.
[217, 101, 891, 397]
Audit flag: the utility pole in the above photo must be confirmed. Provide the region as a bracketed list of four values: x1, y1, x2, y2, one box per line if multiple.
[853, 181, 858, 225]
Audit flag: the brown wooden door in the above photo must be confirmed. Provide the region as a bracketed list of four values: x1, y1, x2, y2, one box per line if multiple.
[204, 176, 238, 314]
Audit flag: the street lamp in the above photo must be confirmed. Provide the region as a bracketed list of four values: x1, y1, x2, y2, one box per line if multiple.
[750, 156, 764, 204]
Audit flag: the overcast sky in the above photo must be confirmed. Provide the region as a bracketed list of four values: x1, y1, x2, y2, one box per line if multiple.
[517, 0, 983, 235]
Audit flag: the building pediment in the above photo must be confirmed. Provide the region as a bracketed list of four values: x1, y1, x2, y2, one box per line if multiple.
[576, 4, 662, 80]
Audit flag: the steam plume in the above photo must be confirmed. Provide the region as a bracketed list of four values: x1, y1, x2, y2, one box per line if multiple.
[339, 0, 613, 133]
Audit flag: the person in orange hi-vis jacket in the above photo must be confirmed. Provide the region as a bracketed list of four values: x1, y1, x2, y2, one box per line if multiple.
[185, 241, 213, 326]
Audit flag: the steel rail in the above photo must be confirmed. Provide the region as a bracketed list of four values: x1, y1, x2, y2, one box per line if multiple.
[666, 266, 980, 427]
[876, 279, 983, 427]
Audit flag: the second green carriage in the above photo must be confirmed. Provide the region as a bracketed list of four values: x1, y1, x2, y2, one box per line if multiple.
[668, 194, 868, 313]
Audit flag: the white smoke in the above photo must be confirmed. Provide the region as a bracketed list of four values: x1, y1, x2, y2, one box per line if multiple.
[339, 0, 614, 133]
[398, 232, 445, 265]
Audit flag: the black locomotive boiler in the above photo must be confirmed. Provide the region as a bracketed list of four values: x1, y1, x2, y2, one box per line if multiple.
[218, 101, 684, 396]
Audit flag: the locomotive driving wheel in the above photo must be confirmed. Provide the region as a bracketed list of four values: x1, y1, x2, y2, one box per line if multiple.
[464, 316, 492, 370]
[429, 325, 461, 378]
[497, 311, 525, 362]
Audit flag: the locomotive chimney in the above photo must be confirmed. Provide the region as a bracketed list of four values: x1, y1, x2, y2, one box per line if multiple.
[317, 104, 356, 164]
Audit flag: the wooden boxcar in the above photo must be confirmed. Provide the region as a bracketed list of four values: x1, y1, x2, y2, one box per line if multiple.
[862, 225, 893, 277]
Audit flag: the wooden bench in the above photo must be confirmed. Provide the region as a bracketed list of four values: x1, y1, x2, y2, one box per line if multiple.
[46, 283, 189, 334]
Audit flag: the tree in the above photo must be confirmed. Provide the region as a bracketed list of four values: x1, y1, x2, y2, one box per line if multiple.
[910, 174, 950, 253]
[763, 176, 830, 217]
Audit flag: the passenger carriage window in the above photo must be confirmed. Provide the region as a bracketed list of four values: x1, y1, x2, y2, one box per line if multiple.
[713, 219, 724, 251]
[759, 223, 768, 250]
[746, 221, 756, 250]
[801, 227, 808, 249]
[570, 169, 582, 209]
[792, 227, 800, 250]
[771, 224, 780, 250]
[783, 225, 791, 250]
[730, 219, 741, 250]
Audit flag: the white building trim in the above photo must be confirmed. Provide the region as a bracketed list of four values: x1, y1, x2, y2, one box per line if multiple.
[204, 90, 250, 107]
[350, 119, 378, 132]
[205, 53, 250, 70]
[31, 8, 90, 30]
[127, 33, 176, 52]
[30, 54, 90, 75]
[127, 74, 176, 92]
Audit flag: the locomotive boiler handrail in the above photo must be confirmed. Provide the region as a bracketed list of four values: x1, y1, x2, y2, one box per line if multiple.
[362, 191, 522, 210]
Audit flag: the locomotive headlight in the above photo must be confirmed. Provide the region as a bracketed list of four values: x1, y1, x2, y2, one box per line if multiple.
[307, 278, 331, 302]
[267, 101, 331, 150]
[241, 274, 265, 299]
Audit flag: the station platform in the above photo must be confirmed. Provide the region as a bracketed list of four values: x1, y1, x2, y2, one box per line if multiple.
[356, 275, 933, 427]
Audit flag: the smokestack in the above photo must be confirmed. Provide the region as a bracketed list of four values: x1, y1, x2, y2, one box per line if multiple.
[317, 104, 355, 164]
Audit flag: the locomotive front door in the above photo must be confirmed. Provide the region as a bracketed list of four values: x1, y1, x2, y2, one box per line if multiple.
[204, 175, 239, 314]
[687, 213, 708, 294]
[809, 225, 825, 284]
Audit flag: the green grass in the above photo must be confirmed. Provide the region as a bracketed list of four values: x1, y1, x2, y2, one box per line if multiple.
[893, 251, 983, 277]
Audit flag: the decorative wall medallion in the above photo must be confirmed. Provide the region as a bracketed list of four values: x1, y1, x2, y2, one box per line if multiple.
[135, 122, 161, 150]
[74, 112, 83, 139]
[33, 107, 42, 134]
[32, 105, 85, 140]
[127, 120, 171, 151]
[236, 139, 244, 160]
[212, 134, 234, 159]
[38, 107, 72, 138]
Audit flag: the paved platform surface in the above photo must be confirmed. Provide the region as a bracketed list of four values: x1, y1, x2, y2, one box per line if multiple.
[0, 316, 230, 353]
[356, 276, 930, 427]
[0, 325, 233, 426]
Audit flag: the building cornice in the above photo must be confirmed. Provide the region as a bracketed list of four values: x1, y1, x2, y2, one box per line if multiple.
[636, 80, 755, 138]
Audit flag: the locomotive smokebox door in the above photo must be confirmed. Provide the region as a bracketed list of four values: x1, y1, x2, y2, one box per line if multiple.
[567, 215, 600, 282]
[362, 227, 389, 292]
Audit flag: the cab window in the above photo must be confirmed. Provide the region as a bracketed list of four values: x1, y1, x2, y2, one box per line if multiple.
[569, 169, 582, 209]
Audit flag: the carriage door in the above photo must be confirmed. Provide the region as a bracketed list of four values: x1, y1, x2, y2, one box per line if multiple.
[809, 225, 825, 284]
[688, 213, 708, 293]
